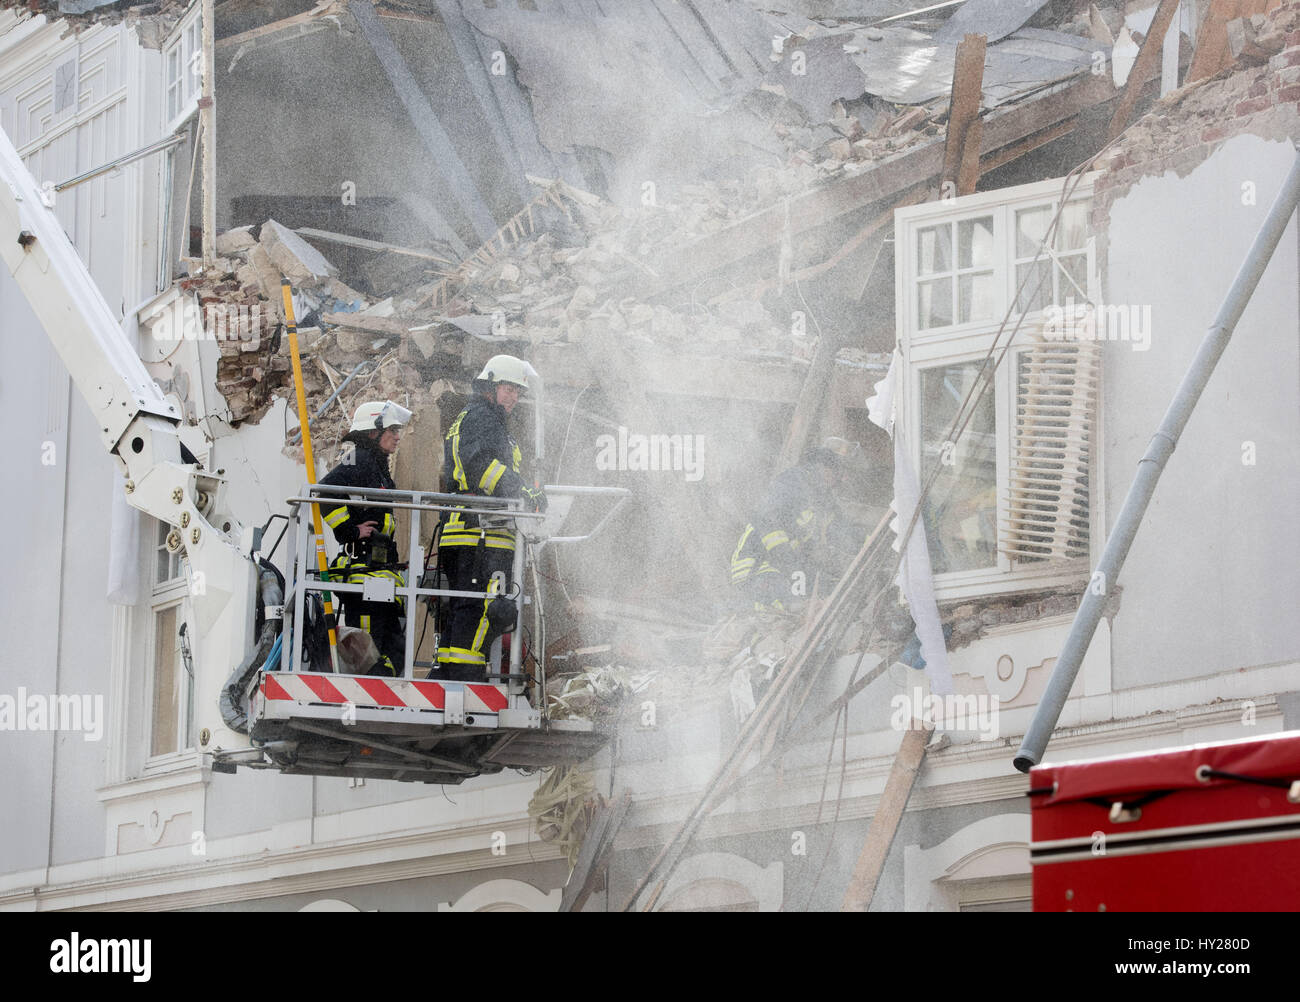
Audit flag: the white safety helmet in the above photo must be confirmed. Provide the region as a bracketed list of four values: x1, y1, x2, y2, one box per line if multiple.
[349, 400, 412, 434]
[475, 354, 531, 392]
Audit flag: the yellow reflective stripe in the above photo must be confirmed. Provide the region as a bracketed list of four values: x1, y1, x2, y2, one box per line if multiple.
[447, 413, 468, 491]
[471, 607, 491, 653]
[731, 525, 753, 564]
[324, 506, 349, 528]
[480, 460, 506, 493]
[382, 513, 394, 535]
[439, 533, 516, 550]
[360, 614, 370, 632]
[730, 556, 756, 582]
[438, 646, 486, 665]
[797, 509, 815, 528]
[762, 530, 790, 551]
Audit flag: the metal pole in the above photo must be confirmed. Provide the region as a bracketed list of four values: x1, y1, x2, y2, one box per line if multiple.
[282, 281, 341, 672]
[53, 134, 186, 192]
[1014, 149, 1300, 773]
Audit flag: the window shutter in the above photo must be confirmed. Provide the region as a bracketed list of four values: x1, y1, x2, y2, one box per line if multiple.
[1001, 333, 1099, 563]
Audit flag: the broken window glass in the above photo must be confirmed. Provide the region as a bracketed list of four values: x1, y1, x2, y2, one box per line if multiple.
[920, 361, 998, 573]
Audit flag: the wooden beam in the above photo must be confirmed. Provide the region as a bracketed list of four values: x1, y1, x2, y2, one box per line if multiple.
[840, 722, 934, 911]
[976, 116, 1077, 175]
[295, 227, 455, 265]
[320, 311, 412, 337]
[942, 33, 987, 198]
[1107, 0, 1182, 142]
[559, 793, 633, 913]
[214, 0, 340, 50]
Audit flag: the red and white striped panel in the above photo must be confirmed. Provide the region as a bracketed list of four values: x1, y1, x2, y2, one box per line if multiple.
[260, 673, 509, 713]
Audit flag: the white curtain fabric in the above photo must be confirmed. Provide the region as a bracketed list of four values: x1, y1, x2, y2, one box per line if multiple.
[867, 353, 954, 695]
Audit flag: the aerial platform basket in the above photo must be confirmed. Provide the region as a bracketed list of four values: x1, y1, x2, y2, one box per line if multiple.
[215, 482, 626, 784]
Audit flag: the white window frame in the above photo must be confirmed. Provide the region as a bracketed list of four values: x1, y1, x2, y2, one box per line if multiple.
[895, 175, 1103, 602]
[146, 519, 196, 768]
[162, 2, 203, 137]
[142, 438, 208, 771]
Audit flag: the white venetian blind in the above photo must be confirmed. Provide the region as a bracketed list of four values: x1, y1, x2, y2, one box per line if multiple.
[1001, 334, 1099, 563]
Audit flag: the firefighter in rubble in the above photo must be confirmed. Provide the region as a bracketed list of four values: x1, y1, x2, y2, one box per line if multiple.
[321, 400, 412, 676]
[729, 446, 845, 612]
[433, 354, 546, 681]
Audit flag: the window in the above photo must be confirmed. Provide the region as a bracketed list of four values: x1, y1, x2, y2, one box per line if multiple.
[163, 4, 203, 134]
[149, 520, 194, 761]
[896, 177, 1100, 600]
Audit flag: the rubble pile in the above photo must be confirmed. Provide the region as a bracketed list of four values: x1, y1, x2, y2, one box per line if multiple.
[0, 0, 193, 46]
[203, 173, 821, 444]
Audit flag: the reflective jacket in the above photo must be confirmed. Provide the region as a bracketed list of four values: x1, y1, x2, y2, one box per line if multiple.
[320, 437, 397, 557]
[440, 395, 525, 551]
[730, 464, 837, 588]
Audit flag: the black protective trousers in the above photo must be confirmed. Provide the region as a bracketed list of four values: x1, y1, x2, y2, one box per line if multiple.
[435, 544, 516, 682]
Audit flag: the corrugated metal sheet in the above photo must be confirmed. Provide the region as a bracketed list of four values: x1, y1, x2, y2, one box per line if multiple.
[848, 24, 1101, 106]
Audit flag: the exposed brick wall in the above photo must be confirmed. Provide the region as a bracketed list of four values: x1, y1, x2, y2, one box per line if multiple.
[1093, 0, 1300, 234]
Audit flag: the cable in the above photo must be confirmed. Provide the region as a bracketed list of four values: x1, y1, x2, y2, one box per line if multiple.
[547, 384, 591, 611]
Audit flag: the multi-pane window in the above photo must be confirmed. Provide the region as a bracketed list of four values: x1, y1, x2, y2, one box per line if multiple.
[1013, 200, 1091, 314]
[916, 215, 996, 330]
[163, 4, 203, 132]
[150, 520, 193, 760]
[896, 177, 1099, 600]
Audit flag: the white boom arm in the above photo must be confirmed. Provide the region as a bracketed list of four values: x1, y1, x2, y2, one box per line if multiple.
[0, 124, 255, 757]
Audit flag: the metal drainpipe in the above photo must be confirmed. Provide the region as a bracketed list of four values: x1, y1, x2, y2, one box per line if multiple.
[1014, 148, 1300, 773]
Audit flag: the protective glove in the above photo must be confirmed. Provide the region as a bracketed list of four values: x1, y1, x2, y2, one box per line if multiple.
[521, 485, 548, 513]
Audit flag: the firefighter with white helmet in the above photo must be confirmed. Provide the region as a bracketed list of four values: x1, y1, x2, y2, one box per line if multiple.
[320, 399, 413, 675]
[433, 355, 545, 681]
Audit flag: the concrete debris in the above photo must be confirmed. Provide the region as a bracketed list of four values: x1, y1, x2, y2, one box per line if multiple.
[5, 0, 195, 47]
[259, 219, 337, 284]
[215, 226, 256, 257]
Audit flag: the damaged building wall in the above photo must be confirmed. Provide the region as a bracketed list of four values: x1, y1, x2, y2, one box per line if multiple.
[213, 14, 519, 249]
[1087, 0, 1300, 689]
[1099, 132, 1299, 689]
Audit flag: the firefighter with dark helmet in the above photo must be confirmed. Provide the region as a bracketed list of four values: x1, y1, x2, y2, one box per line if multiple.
[434, 354, 546, 681]
[730, 445, 843, 611]
[320, 400, 412, 676]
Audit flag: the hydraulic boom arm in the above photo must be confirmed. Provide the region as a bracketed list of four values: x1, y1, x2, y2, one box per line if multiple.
[0, 124, 256, 757]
